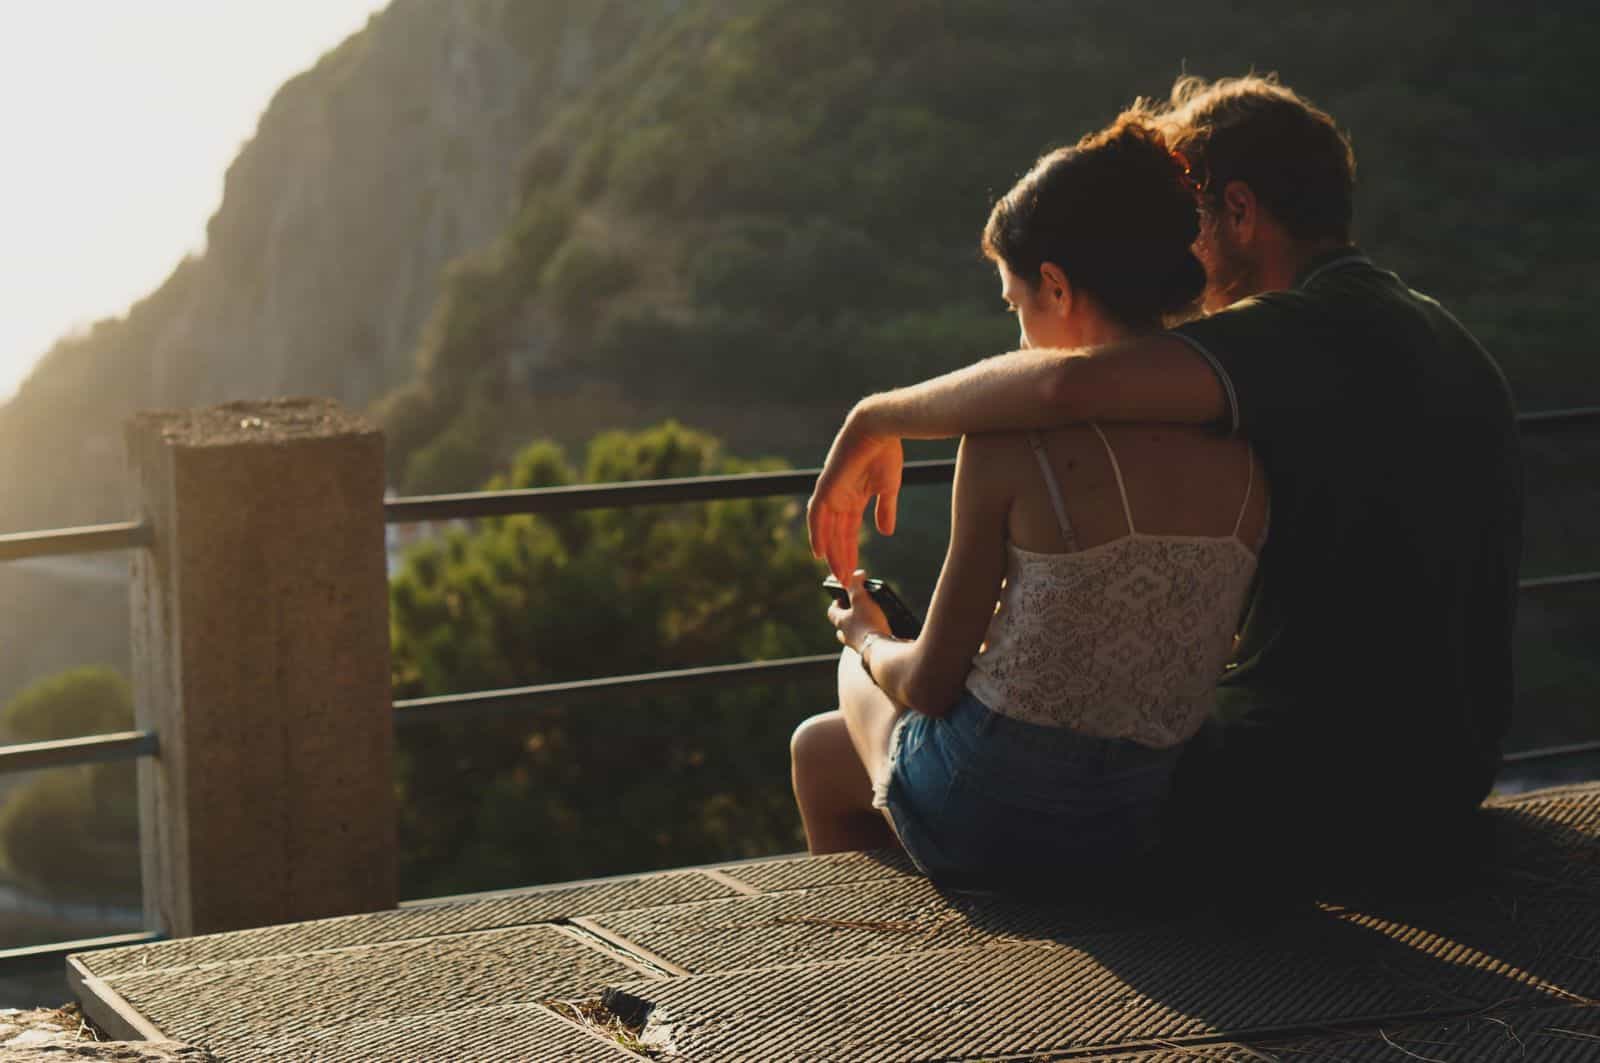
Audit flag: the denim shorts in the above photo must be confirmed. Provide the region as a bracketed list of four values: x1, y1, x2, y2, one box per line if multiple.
[874, 691, 1183, 886]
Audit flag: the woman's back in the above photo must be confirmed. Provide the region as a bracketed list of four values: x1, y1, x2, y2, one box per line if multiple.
[1007, 423, 1266, 554]
[965, 423, 1266, 747]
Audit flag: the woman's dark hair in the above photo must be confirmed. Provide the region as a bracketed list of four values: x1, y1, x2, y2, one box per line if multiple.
[982, 115, 1204, 326]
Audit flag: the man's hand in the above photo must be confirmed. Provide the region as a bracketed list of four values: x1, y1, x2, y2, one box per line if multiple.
[807, 408, 903, 581]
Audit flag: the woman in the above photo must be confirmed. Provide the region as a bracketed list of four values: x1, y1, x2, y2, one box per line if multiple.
[790, 114, 1268, 883]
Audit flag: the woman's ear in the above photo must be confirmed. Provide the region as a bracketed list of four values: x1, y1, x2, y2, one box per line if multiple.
[1037, 262, 1073, 318]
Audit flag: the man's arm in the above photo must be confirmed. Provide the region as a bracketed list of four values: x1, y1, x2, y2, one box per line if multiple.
[808, 334, 1226, 578]
[859, 335, 1226, 439]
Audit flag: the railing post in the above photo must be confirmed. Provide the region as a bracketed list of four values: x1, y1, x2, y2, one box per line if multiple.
[126, 398, 396, 937]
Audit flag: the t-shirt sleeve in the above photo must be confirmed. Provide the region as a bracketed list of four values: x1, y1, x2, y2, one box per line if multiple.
[1170, 292, 1355, 441]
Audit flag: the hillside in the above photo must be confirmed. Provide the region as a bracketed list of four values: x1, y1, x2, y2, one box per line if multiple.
[0, 0, 1594, 707]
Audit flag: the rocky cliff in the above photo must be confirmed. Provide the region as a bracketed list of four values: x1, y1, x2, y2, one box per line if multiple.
[0, 0, 675, 697]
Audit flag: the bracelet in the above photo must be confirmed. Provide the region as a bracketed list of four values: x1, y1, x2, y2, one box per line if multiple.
[859, 633, 885, 684]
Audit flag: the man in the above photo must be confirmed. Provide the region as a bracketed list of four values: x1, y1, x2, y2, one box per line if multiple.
[808, 75, 1522, 885]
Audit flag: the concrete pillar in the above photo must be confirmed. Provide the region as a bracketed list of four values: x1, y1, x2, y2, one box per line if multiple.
[126, 398, 396, 937]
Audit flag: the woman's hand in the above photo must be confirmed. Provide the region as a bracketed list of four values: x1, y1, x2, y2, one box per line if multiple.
[826, 569, 892, 652]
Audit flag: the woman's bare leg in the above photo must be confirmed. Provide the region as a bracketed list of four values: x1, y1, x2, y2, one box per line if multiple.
[835, 647, 907, 793]
[790, 650, 906, 853]
[791, 710, 892, 853]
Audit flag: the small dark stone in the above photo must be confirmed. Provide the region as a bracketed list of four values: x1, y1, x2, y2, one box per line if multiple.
[599, 987, 655, 1030]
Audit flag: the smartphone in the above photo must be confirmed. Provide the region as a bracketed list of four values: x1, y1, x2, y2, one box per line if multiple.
[821, 574, 923, 639]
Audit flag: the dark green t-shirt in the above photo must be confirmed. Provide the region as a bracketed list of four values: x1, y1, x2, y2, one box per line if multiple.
[1171, 248, 1522, 815]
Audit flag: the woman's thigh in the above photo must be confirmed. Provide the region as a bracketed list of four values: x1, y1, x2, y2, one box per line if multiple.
[835, 648, 907, 795]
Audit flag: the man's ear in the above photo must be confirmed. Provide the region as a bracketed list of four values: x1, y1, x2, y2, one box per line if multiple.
[1221, 180, 1257, 244]
[1037, 262, 1073, 318]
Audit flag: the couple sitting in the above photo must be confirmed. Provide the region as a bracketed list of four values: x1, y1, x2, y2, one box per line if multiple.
[791, 75, 1521, 893]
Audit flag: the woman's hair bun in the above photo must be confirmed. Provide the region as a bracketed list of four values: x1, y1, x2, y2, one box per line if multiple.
[983, 112, 1206, 324]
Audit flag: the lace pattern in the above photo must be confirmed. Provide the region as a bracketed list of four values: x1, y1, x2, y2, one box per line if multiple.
[965, 534, 1257, 748]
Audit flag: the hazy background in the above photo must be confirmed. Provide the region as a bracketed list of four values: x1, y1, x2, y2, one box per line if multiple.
[0, 0, 387, 400]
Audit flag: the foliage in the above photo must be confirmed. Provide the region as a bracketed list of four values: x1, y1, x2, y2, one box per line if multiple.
[375, 0, 1600, 488]
[539, 238, 636, 322]
[390, 422, 836, 895]
[1, 666, 131, 743]
[0, 669, 139, 903]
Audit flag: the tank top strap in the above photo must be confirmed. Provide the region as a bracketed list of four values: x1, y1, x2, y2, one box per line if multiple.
[1027, 433, 1078, 551]
[1088, 422, 1136, 534]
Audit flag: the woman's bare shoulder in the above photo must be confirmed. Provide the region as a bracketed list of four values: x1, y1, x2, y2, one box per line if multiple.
[958, 430, 1036, 470]
[953, 433, 1029, 505]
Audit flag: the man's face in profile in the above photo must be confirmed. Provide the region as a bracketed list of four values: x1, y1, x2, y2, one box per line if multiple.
[1192, 201, 1262, 312]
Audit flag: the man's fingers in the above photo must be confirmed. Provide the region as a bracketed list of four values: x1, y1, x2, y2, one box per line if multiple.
[831, 518, 859, 583]
[806, 497, 827, 559]
[874, 487, 899, 537]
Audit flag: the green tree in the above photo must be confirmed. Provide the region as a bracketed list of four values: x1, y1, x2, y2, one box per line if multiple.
[1, 666, 131, 743]
[0, 667, 139, 903]
[390, 422, 837, 896]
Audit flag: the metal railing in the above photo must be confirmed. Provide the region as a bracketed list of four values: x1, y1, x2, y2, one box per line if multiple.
[0, 405, 1595, 777]
[0, 731, 157, 775]
[0, 405, 1594, 968]
[383, 406, 1600, 728]
[0, 521, 150, 563]
[383, 458, 961, 523]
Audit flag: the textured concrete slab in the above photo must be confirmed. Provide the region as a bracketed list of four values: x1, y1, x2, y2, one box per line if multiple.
[713, 847, 916, 893]
[67, 782, 1600, 1061]
[94, 924, 651, 1058]
[223, 1003, 640, 1062]
[584, 874, 1162, 975]
[1482, 783, 1600, 894]
[80, 869, 737, 977]
[1236, 1004, 1600, 1063]
[607, 898, 1581, 1062]
[1336, 893, 1600, 1002]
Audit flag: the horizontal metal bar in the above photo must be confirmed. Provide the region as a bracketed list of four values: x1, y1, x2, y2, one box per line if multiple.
[0, 931, 160, 971]
[0, 408, 1585, 548]
[0, 731, 159, 776]
[385, 460, 956, 524]
[1520, 571, 1600, 591]
[1501, 738, 1600, 765]
[1517, 405, 1600, 429]
[0, 521, 151, 563]
[395, 654, 840, 726]
[382, 406, 1591, 525]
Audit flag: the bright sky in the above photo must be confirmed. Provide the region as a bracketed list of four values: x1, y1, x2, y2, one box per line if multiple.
[0, 0, 392, 401]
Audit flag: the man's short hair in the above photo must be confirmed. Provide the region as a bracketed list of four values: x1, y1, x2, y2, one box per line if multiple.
[1158, 74, 1356, 244]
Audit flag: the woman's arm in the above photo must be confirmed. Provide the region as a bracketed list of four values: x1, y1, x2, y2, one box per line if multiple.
[830, 434, 1014, 717]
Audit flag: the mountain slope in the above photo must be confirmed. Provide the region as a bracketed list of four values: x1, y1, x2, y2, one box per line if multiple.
[0, 0, 1594, 707]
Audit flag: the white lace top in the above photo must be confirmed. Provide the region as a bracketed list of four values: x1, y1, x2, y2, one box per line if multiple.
[964, 424, 1263, 749]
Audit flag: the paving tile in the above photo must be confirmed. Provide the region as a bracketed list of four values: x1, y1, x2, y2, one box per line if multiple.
[1481, 784, 1600, 895]
[606, 903, 1561, 1063]
[79, 869, 735, 976]
[225, 1002, 642, 1062]
[1334, 892, 1600, 1003]
[69, 783, 1600, 1061]
[1083, 1004, 1600, 1061]
[101, 924, 649, 1056]
[585, 874, 1168, 975]
[715, 848, 917, 893]
[1242, 1003, 1600, 1063]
